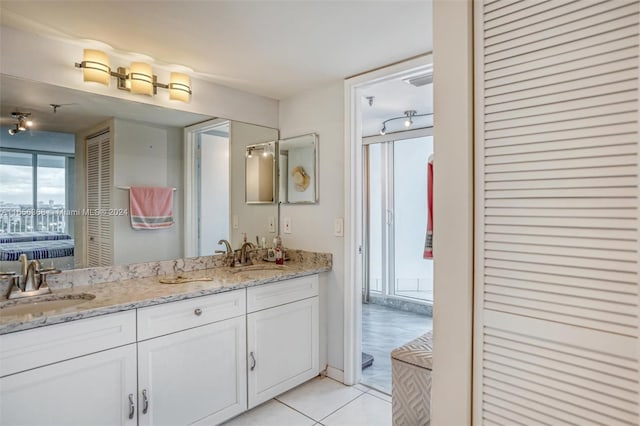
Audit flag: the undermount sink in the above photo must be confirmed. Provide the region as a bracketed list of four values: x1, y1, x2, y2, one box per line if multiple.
[0, 293, 96, 317]
[229, 264, 287, 273]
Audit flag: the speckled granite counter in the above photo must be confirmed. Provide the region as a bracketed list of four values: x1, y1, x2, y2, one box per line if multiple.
[0, 249, 331, 335]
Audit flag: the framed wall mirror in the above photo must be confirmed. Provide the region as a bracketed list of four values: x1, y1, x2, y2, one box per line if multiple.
[278, 133, 318, 204]
[245, 141, 277, 204]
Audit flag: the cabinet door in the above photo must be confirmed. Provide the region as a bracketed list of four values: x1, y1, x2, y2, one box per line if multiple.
[137, 316, 247, 426]
[247, 297, 319, 408]
[0, 344, 137, 426]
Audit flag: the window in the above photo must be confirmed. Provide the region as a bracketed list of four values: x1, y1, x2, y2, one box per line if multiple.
[0, 149, 74, 233]
[366, 136, 434, 303]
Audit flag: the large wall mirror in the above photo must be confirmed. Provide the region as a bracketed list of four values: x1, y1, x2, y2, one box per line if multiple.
[278, 133, 318, 204]
[0, 74, 278, 270]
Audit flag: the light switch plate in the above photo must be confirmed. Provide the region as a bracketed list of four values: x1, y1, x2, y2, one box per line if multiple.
[268, 216, 275, 233]
[283, 217, 292, 234]
[232, 215, 239, 229]
[334, 217, 344, 237]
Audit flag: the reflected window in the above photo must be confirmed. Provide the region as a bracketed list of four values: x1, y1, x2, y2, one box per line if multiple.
[0, 149, 73, 233]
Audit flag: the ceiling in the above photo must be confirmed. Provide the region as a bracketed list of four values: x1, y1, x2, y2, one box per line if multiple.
[0, 75, 211, 133]
[0, 1, 432, 100]
[0, 1, 432, 137]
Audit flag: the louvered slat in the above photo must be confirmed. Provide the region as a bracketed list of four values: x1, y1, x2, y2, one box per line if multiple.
[86, 131, 112, 267]
[477, 1, 639, 423]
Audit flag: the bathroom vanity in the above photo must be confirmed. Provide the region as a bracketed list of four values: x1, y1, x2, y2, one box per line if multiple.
[0, 251, 330, 425]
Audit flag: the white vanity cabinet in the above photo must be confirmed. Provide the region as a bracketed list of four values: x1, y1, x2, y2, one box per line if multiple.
[246, 275, 319, 408]
[0, 311, 138, 426]
[136, 289, 247, 426]
[0, 273, 323, 425]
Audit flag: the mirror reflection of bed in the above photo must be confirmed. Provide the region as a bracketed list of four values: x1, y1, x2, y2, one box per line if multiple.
[0, 130, 76, 272]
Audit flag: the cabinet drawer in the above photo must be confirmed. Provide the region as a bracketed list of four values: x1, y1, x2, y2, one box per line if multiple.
[137, 289, 246, 340]
[0, 310, 136, 377]
[247, 274, 319, 313]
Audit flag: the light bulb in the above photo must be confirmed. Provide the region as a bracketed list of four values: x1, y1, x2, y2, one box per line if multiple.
[380, 125, 386, 135]
[82, 49, 111, 85]
[25, 120, 33, 127]
[169, 72, 191, 103]
[404, 118, 412, 127]
[8, 128, 16, 135]
[130, 62, 154, 96]
[18, 118, 27, 131]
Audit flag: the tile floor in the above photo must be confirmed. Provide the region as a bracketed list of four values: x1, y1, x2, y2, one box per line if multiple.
[361, 303, 432, 393]
[223, 377, 392, 426]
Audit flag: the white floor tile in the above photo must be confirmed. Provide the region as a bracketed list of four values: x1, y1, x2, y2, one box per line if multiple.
[367, 388, 392, 403]
[222, 400, 315, 426]
[276, 377, 364, 421]
[322, 393, 392, 426]
[353, 384, 370, 393]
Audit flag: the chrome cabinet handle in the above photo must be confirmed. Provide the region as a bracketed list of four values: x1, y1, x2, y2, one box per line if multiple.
[250, 351, 256, 371]
[128, 393, 135, 419]
[194, 308, 202, 316]
[142, 389, 149, 414]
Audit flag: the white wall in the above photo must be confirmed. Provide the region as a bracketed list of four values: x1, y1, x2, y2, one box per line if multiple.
[0, 25, 279, 128]
[112, 119, 184, 265]
[279, 82, 345, 373]
[199, 133, 229, 255]
[431, 1, 473, 425]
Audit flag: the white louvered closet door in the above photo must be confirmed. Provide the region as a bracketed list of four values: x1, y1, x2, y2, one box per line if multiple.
[86, 130, 113, 267]
[474, 1, 640, 425]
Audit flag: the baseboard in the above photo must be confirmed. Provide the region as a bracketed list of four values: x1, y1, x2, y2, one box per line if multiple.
[325, 366, 344, 383]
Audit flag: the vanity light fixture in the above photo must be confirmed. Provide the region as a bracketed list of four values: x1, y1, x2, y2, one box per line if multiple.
[75, 49, 192, 102]
[7, 112, 33, 135]
[379, 110, 432, 135]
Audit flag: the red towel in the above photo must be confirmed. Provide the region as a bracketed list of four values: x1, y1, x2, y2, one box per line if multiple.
[423, 157, 433, 259]
[129, 186, 174, 230]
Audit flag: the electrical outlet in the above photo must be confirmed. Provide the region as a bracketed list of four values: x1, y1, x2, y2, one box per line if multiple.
[334, 217, 344, 237]
[268, 216, 275, 233]
[283, 217, 292, 234]
[232, 215, 239, 229]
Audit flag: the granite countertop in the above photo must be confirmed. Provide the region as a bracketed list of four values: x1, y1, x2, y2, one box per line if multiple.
[0, 252, 331, 335]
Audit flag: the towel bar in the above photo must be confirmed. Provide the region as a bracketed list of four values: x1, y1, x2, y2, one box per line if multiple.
[116, 186, 177, 191]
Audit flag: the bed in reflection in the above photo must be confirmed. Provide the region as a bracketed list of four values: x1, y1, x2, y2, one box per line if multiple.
[0, 232, 75, 271]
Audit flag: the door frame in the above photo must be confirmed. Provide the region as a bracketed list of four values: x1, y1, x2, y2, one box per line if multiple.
[343, 54, 432, 385]
[183, 118, 230, 257]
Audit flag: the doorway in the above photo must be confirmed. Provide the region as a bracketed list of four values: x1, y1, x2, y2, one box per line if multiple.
[184, 119, 230, 257]
[361, 134, 434, 393]
[343, 54, 433, 388]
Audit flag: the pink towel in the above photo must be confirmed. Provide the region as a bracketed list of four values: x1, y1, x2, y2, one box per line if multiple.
[129, 186, 174, 230]
[423, 158, 433, 259]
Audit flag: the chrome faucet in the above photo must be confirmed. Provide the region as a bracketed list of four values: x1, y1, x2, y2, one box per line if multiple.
[216, 239, 233, 254]
[22, 256, 41, 292]
[3, 254, 60, 300]
[238, 242, 255, 266]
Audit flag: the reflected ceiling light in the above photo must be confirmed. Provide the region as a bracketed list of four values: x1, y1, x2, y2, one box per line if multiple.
[75, 49, 192, 102]
[7, 112, 33, 135]
[379, 110, 432, 136]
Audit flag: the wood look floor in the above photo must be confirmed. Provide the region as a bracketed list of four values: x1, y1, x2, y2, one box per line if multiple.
[361, 303, 433, 394]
